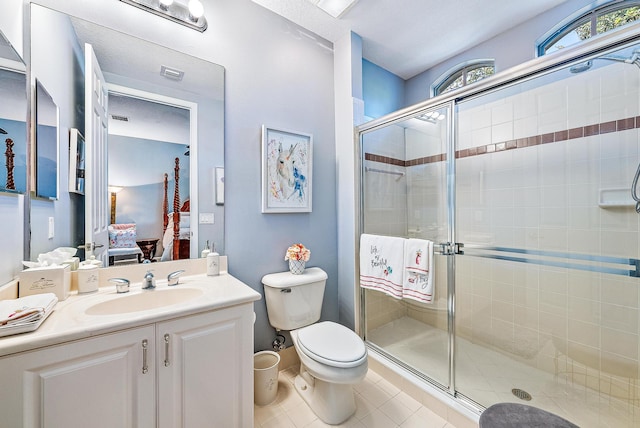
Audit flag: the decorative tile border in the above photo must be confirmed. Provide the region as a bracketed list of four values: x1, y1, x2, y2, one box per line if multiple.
[364, 153, 405, 166]
[365, 115, 640, 167]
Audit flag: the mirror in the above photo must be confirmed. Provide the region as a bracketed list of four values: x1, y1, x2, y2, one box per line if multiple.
[29, 5, 225, 263]
[0, 34, 26, 195]
[34, 80, 58, 200]
[0, 28, 26, 288]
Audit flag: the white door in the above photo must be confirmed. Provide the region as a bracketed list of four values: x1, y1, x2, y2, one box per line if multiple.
[84, 43, 109, 263]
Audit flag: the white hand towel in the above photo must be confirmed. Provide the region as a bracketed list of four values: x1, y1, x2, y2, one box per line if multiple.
[402, 239, 434, 303]
[0, 293, 58, 327]
[404, 238, 431, 274]
[359, 234, 404, 299]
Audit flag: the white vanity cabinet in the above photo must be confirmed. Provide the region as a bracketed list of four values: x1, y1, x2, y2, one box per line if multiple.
[157, 304, 254, 427]
[0, 303, 254, 428]
[0, 325, 156, 427]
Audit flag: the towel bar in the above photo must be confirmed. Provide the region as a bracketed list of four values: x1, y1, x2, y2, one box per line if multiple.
[459, 245, 640, 278]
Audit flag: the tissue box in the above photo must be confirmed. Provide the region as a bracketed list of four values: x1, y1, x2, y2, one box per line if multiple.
[19, 265, 71, 301]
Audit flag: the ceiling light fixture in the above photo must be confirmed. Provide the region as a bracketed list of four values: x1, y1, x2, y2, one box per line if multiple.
[188, 0, 205, 21]
[119, 0, 207, 32]
[160, 65, 185, 81]
[315, 0, 358, 18]
[416, 111, 445, 124]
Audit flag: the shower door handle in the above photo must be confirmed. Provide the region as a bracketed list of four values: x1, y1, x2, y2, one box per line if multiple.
[439, 242, 464, 255]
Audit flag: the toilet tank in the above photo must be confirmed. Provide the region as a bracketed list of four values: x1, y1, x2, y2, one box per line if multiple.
[261, 267, 328, 331]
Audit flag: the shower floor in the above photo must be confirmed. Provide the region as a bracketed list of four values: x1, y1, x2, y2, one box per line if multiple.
[368, 316, 640, 427]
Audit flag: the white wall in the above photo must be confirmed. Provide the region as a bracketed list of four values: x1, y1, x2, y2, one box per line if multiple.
[404, 0, 597, 106]
[335, 32, 364, 330]
[0, 0, 23, 59]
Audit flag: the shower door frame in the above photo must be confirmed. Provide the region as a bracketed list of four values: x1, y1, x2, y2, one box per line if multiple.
[356, 100, 457, 396]
[355, 20, 640, 414]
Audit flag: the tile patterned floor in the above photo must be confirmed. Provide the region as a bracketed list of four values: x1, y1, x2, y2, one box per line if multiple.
[254, 365, 460, 428]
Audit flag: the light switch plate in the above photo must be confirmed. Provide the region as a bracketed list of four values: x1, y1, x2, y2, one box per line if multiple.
[199, 213, 215, 224]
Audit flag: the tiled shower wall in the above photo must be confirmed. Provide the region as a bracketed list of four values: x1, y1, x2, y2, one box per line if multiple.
[455, 61, 640, 392]
[363, 60, 640, 393]
[363, 115, 449, 331]
[363, 122, 410, 331]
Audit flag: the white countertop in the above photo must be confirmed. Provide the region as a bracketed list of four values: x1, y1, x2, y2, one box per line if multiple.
[0, 272, 261, 357]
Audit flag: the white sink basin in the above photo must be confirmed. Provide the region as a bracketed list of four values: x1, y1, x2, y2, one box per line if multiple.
[85, 287, 204, 316]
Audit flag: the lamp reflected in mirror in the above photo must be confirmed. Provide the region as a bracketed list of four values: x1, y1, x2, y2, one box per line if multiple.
[108, 186, 124, 224]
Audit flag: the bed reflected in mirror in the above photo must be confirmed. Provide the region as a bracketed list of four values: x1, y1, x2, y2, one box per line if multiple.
[107, 94, 191, 265]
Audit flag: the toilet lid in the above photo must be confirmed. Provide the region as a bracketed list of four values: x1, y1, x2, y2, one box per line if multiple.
[297, 321, 367, 368]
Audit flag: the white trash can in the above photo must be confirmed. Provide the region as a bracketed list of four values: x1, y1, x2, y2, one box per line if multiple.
[254, 350, 281, 406]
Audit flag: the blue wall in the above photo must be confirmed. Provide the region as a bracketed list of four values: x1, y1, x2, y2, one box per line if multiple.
[362, 59, 405, 119]
[221, 1, 337, 352]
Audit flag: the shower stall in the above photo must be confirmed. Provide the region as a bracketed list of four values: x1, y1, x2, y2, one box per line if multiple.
[357, 25, 640, 427]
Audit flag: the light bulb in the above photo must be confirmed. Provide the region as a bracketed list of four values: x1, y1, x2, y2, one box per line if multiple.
[188, 0, 204, 20]
[159, 0, 173, 11]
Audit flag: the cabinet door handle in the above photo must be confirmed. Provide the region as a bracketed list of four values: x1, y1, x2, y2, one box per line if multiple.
[142, 339, 149, 374]
[164, 334, 170, 367]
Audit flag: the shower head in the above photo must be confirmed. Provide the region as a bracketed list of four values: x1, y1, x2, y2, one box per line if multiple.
[598, 49, 640, 68]
[570, 49, 640, 73]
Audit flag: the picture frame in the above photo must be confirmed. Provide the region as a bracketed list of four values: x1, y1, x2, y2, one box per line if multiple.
[261, 125, 312, 213]
[68, 128, 85, 195]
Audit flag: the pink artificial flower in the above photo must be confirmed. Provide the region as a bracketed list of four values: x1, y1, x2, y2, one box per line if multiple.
[285, 243, 311, 261]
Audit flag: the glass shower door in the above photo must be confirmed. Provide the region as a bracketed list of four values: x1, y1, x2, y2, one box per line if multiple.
[360, 105, 453, 390]
[453, 42, 640, 427]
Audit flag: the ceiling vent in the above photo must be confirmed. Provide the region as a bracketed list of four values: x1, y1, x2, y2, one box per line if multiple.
[161, 65, 185, 81]
[111, 114, 129, 122]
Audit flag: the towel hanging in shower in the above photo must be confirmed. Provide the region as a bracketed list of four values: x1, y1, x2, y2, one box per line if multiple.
[402, 238, 434, 303]
[359, 233, 404, 299]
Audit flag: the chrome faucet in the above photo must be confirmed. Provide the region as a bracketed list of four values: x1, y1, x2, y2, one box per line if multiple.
[167, 270, 185, 286]
[142, 270, 156, 290]
[109, 278, 130, 294]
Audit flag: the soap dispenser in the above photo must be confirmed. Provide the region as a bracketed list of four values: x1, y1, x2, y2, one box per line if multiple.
[201, 240, 210, 258]
[207, 243, 220, 276]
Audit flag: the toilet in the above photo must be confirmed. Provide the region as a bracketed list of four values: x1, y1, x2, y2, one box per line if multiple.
[262, 267, 368, 425]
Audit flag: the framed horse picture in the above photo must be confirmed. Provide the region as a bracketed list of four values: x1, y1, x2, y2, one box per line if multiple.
[261, 125, 312, 213]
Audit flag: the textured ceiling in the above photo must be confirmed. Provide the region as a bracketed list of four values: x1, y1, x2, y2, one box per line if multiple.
[252, 0, 570, 79]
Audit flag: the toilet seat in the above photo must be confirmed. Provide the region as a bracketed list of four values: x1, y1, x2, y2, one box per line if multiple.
[296, 321, 367, 368]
